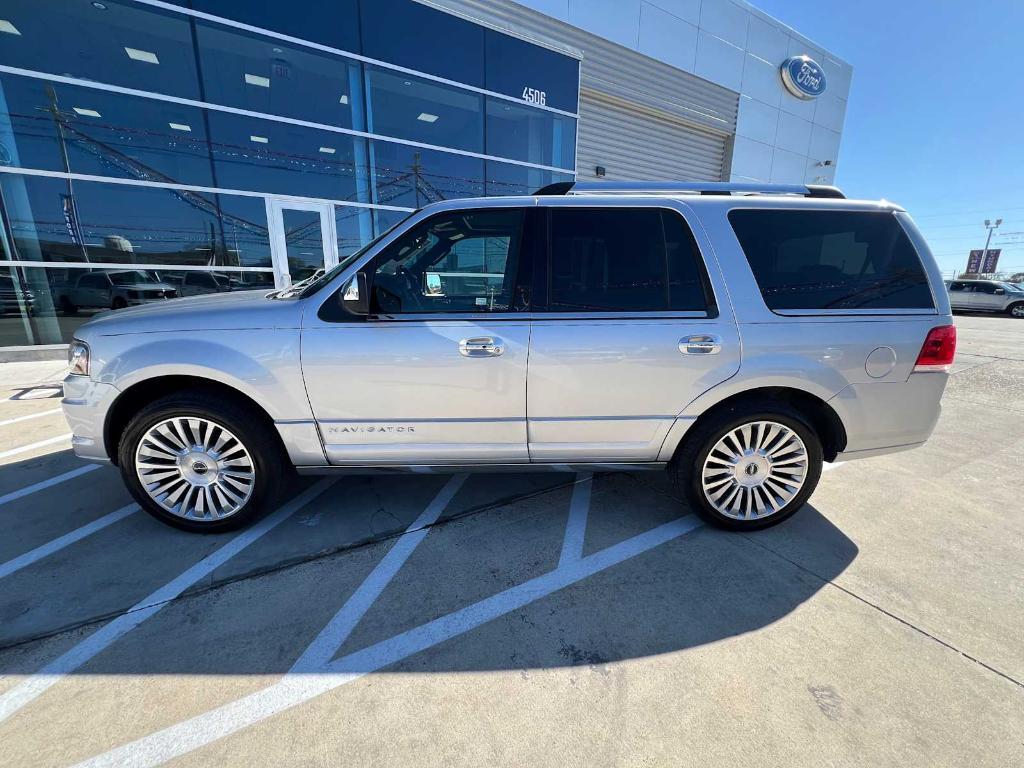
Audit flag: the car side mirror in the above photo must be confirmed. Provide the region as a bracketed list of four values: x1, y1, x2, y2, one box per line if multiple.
[994, 287, 1005, 295]
[340, 271, 370, 315]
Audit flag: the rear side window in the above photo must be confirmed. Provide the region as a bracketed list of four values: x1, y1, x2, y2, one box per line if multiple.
[728, 210, 934, 310]
[547, 208, 709, 312]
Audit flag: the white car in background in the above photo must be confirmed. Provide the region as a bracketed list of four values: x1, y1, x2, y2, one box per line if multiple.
[946, 279, 1024, 317]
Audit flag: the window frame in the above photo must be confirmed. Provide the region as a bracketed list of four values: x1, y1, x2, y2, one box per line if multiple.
[531, 205, 718, 319]
[726, 206, 939, 317]
[317, 206, 539, 323]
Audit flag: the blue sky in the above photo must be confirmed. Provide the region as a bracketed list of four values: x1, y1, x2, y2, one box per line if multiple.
[752, 0, 1024, 277]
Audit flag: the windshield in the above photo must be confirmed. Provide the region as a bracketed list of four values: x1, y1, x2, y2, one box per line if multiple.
[271, 212, 415, 300]
[110, 270, 161, 285]
[1000, 282, 1024, 293]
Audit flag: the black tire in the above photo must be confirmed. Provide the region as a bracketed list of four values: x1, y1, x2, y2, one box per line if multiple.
[1007, 302, 1024, 319]
[671, 399, 823, 531]
[117, 391, 287, 532]
[60, 296, 77, 315]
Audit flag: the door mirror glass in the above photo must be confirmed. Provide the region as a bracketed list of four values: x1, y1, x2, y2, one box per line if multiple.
[423, 272, 445, 296]
[995, 287, 1005, 295]
[340, 272, 370, 315]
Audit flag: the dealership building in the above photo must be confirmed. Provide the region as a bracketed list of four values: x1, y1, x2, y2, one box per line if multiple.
[0, 0, 851, 348]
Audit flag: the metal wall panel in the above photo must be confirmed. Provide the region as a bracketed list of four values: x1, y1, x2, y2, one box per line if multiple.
[421, 0, 737, 181]
[577, 89, 729, 181]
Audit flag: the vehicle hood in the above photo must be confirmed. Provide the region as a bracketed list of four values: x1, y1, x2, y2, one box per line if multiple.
[74, 289, 305, 338]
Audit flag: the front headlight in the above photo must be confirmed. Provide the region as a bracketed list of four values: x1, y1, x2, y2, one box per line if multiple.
[68, 340, 90, 376]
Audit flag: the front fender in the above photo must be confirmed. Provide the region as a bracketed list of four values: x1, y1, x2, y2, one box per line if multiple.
[93, 330, 311, 421]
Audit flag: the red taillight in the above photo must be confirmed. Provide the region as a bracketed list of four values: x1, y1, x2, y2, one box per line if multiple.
[914, 324, 956, 372]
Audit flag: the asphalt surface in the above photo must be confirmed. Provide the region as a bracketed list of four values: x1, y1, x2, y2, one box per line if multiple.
[0, 313, 1021, 767]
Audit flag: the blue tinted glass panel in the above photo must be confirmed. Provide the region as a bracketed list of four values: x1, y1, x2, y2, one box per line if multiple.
[366, 67, 482, 153]
[215, 194, 274, 268]
[370, 141, 483, 208]
[485, 30, 579, 114]
[360, 0, 484, 87]
[0, 75, 215, 186]
[0, 0, 200, 99]
[335, 205, 373, 257]
[485, 98, 575, 169]
[0, 173, 272, 268]
[207, 111, 367, 201]
[196, 22, 363, 130]
[190, 0, 361, 54]
[373, 208, 412, 237]
[485, 161, 573, 197]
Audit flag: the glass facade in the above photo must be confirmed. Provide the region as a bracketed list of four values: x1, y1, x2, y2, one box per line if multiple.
[0, 0, 578, 345]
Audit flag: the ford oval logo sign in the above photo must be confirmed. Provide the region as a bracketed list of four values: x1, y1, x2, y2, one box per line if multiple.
[780, 55, 826, 100]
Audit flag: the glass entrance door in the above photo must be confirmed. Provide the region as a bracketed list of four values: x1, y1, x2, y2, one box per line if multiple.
[266, 199, 339, 288]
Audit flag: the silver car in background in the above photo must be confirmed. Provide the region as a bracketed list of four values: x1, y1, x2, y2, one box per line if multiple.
[947, 278, 1024, 317]
[62, 182, 956, 533]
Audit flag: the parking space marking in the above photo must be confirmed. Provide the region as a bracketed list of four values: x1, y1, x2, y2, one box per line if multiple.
[0, 464, 100, 507]
[0, 478, 336, 724]
[0, 408, 63, 428]
[290, 473, 467, 674]
[558, 472, 592, 567]
[0, 503, 138, 581]
[75, 514, 704, 768]
[0, 434, 70, 461]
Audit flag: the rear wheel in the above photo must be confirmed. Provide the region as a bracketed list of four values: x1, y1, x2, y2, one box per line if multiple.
[1008, 302, 1024, 318]
[672, 401, 823, 531]
[117, 392, 287, 532]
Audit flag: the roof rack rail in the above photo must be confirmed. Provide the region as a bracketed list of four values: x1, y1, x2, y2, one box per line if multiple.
[533, 181, 845, 199]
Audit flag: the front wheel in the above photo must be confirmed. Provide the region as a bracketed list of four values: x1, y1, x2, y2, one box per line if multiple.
[117, 392, 287, 532]
[1008, 302, 1024, 318]
[672, 402, 823, 531]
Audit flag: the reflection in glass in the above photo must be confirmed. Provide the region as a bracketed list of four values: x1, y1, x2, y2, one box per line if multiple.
[0, 264, 272, 346]
[335, 205, 373, 258]
[370, 141, 483, 209]
[365, 67, 483, 153]
[207, 111, 368, 202]
[485, 29, 580, 114]
[484, 161, 574, 197]
[486, 98, 575, 169]
[190, 0, 361, 56]
[196, 22, 363, 130]
[360, 0, 484, 87]
[0, 0, 201, 99]
[281, 209, 326, 283]
[0, 174, 276, 269]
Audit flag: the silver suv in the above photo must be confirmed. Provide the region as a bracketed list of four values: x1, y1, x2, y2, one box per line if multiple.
[62, 182, 955, 533]
[947, 279, 1024, 317]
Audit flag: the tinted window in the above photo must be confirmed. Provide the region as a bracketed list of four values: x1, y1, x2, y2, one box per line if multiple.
[360, 0, 484, 87]
[974, 282, 997, 294]
[547, 208, 708, 312]
[948, 282, 966, 291]
[485, 30, 579, 114]
[370, 209, 526, 314]
[485, 98, 576, 169]
[190, 0, 361, 53]
[728, 210, 934, 310]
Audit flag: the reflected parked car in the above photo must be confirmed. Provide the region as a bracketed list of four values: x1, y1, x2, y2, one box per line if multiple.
[172, 271, 234, 297]
[55, 270, 178, 314]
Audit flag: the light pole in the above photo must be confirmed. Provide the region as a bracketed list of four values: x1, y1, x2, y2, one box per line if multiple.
[980, 218, 1002, 275]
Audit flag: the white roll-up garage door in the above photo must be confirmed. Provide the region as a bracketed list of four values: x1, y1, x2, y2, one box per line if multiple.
[577, 89, 730, 182]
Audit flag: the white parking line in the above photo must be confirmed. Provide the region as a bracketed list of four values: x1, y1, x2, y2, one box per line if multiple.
[290, 473, 467, 673]
[0, 408, 63, 428]
[0, 503, 138, 581]
[558, 472, 592, 567]
[76, 513, 705, 768]
[0, 478, 336, 724]
[0, 433, 71, 461]
[0, 464, 101, 507]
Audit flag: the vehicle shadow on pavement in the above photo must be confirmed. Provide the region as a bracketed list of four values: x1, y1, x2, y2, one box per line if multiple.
[0, 466, 857, 683]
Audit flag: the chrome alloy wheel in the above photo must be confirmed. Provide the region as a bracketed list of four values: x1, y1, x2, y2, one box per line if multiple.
[1011, 304, 1024, 318]
[700, 420, 808, 521]
[134, 417, 256, 521]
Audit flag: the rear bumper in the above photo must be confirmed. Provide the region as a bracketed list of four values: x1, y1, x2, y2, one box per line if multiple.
[61, 375, 118, 462]
[828, 372, 947, 460]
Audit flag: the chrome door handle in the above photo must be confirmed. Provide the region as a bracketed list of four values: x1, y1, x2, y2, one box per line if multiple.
[459, 336, 505, 357]
[680, 334, 722, 355]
